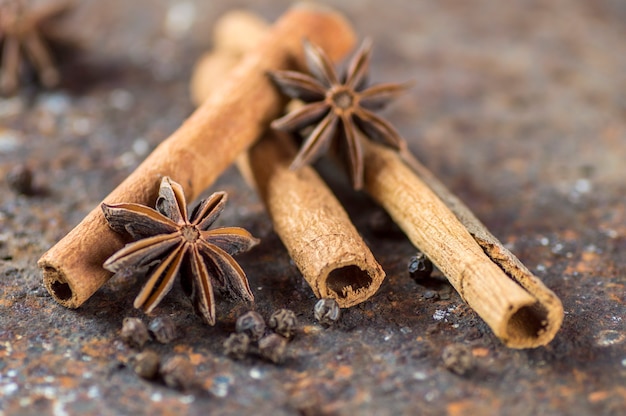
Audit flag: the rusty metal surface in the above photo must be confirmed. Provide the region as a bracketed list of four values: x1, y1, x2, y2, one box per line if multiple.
[1, 0, 625, 414]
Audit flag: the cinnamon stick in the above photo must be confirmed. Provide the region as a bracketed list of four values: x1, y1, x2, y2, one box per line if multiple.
[38, 4, 357, 308]
[191, 11, 385, 308]
[247, 132, 385, 307]
[364, 141, 563, 348]
[204, 11, 563, 348]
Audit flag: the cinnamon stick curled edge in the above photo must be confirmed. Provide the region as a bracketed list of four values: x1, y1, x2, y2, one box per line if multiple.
[38, 4, 357, 308]
[191, 11, 385, 308]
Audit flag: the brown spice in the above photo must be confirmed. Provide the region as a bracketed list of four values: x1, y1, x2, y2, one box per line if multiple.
[6, 163, 34, 195]
[0, 0, 71, 94]
[235, 310, 266, 342]
[268, 308, 298, 339]
[258, 333, 288, 364]
[247, 131, 386, 307]
[120, 317, 150, 349]
[269, 39, 411, 190]
[160, 355, 195, 391]
[131, 350, 160, 380]
[148, 316, 178, 344]
[102, 176, 258, 325]
[314, 298, 340, 326]
[363, 140, 563, 348]
[442, 344, 474, 376]
[223, 332, 250, 360]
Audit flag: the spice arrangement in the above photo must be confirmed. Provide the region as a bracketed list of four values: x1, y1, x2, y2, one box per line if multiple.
[37, 4, 564, 350]
[188, 9, 563, 348]
[0, 0, 621, 413]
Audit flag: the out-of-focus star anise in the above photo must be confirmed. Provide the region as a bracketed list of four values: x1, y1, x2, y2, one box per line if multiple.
[0, 0, 71, 94]
[102, 177, 259, 326]
[269, 38, 411, 190]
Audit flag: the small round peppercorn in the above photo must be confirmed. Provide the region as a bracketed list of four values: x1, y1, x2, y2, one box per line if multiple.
[314, 298, 340, 326]
[258, 333, 287, 364]
[160, 355, 195, 390]
[223, 333, 250, 360]
[408, 252, 433, 282]
[422, 289, 439, 300]
[442, 344, 474, 376]
[7, 164, 34, 195]
[268, 309, 298, 339]
[120, 317, 151, 349]
[236, 311, 266, 341]
[148, 316, 178, 344]
[132, 350, 160, 380]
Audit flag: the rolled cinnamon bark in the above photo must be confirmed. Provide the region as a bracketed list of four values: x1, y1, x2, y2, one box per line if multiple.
[249, 132, 385, 307]
[38, 4, 357, 308]
[365, 141, 563, 348]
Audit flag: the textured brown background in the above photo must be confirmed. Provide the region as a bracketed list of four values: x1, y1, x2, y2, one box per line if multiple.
[1, 0, 625, 414]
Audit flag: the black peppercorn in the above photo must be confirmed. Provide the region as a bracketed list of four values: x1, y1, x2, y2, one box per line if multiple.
[148, 316, 178, 344]
[7, 164, 34, 196]
[314, 298, 340, 326]
[258, 333, 287, 364]
[160, 355, 195, 390]
[223, 333, 250, 360]
[120, 317, 150, 349]
[422, 289, 439, 300]
[131, 350, 160, 380]
[408, 252, 433, 282]
[268, 309, 298, 339]
[442, 344, 474, 376]
[236, 311, 266, 341]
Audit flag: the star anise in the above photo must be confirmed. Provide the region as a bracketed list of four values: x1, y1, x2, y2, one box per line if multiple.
[269, 38, 411, 190]
[101, 177, 259, 326]
[0, 0, 71, 94]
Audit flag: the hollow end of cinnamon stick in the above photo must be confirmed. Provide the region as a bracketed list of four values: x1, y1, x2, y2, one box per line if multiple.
[38, 210, 125, 308]
[504, 302, 552, 345]
[318, 264, 382, 308]
[40, 259, 103, 309]
[485, 249, 563, 349]
[38, 4, 357, 309]
[41, 264, 75, 307]
[325, 265, 375, 301]
[294, 237, 385, 309]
